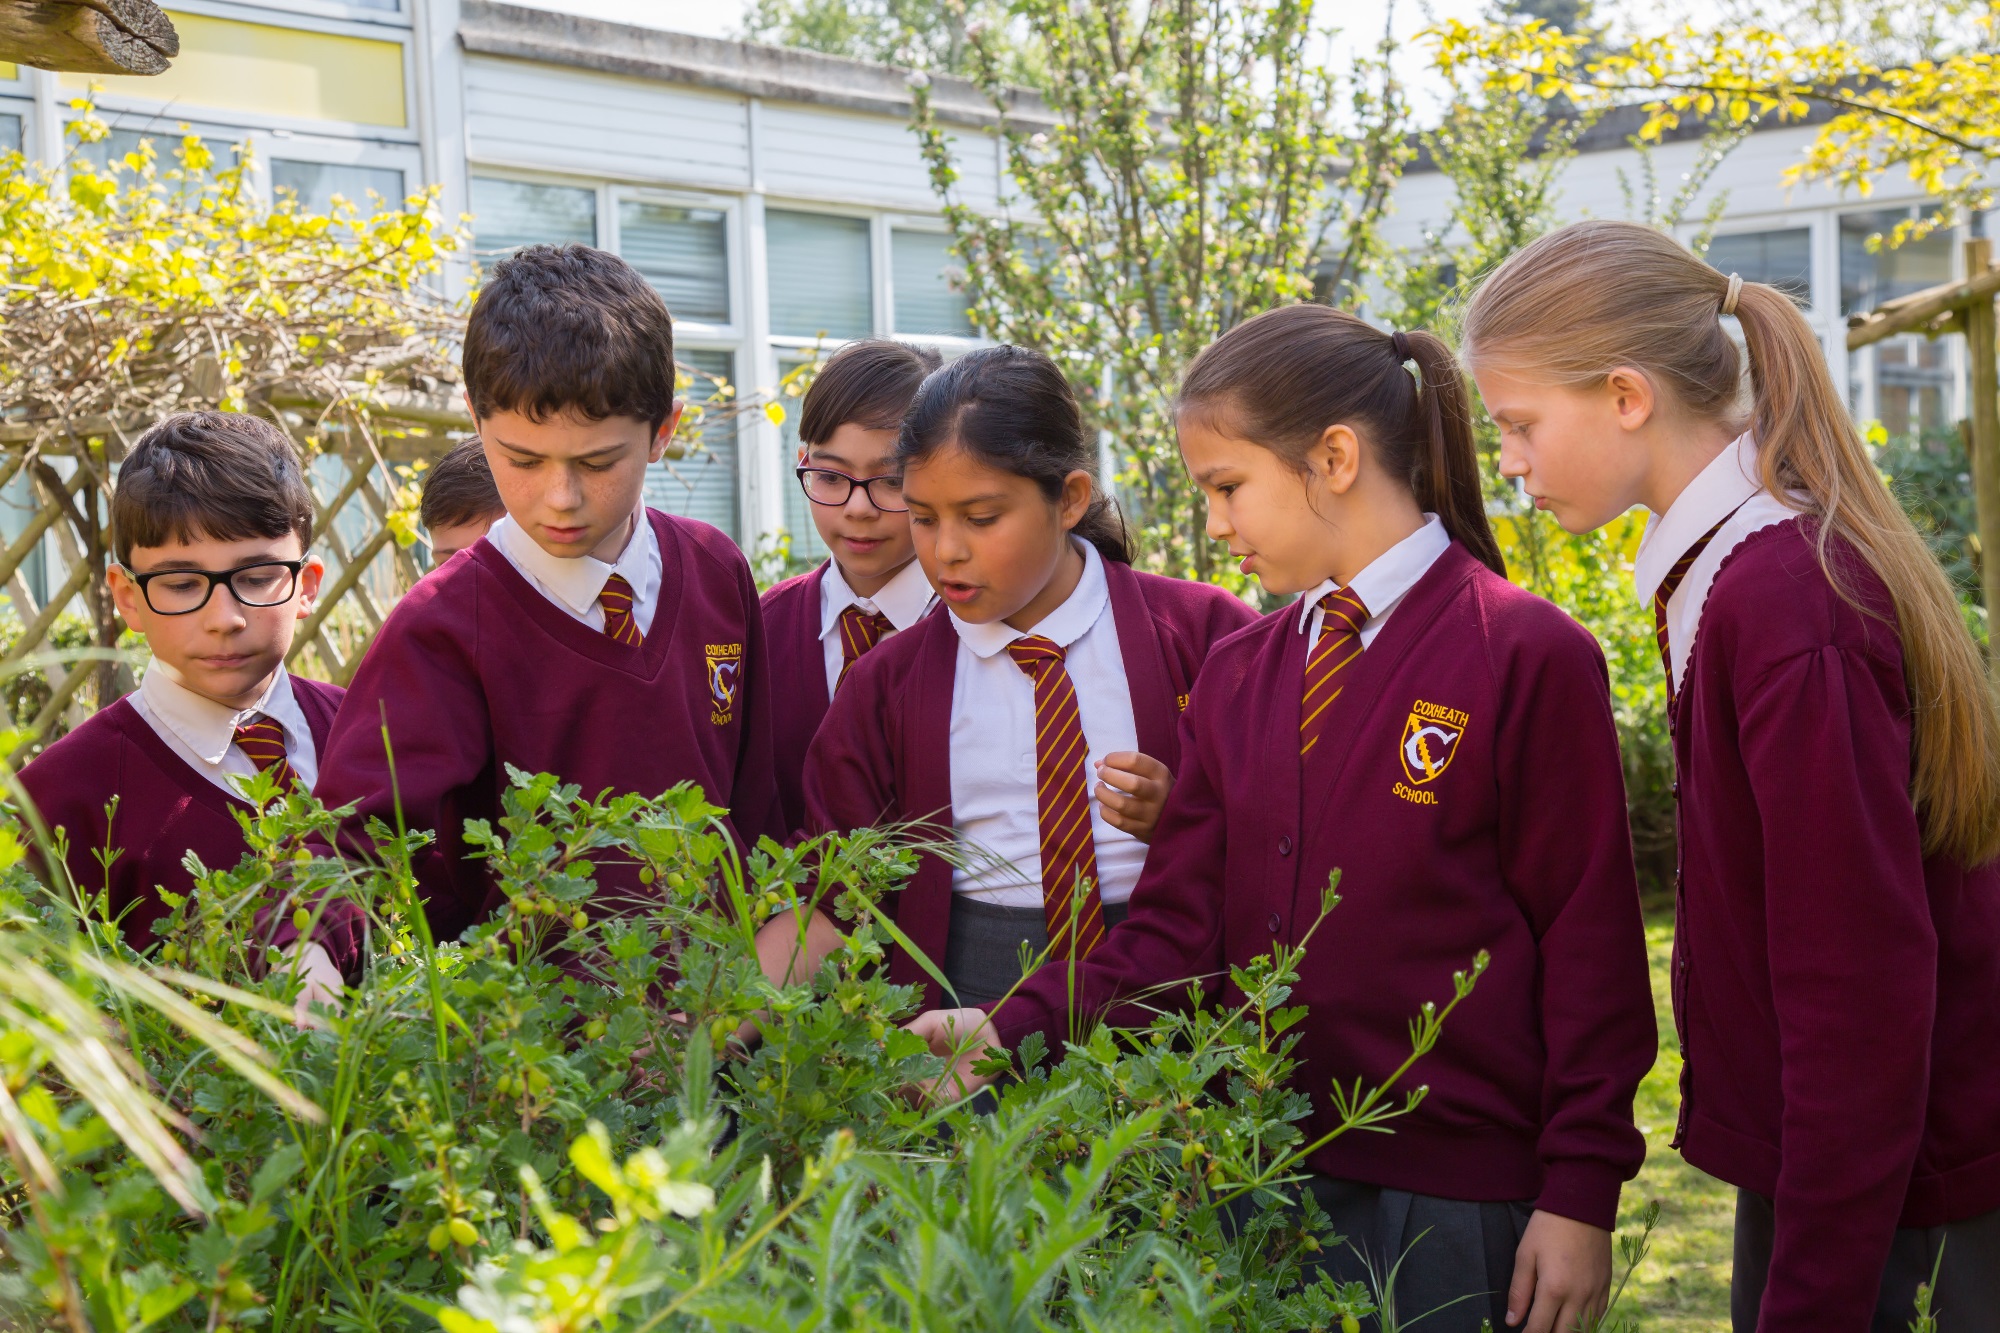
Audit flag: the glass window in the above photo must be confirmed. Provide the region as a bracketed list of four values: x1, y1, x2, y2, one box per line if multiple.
[470, 176, 595, 256]
[777, 356, 831, 564]
[1873, 338, 1952, 439]
[1841, 207, 1953, 315]
[272, 159, 405, 214]
[647, 349, 740, 540]
[767, 210, 872, 340]
[891, 228, 973, 336]
[76, 127, 236, 172]
[618, 200, 730, 325]
[0, 114, 19, 155]
[1704, 228, 1812, 305]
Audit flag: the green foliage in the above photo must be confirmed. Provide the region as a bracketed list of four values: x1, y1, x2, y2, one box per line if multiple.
[1875, 423, 1982, 606]
[740, 0, 1036, 80]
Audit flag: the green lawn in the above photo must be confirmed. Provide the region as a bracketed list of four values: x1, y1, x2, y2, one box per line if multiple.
[1611, 914, 1734, 1329]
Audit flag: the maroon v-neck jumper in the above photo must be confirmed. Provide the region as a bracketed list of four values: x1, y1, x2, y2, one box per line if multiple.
[17, 679, 344, 946]
[986, 543, 1655, 1230]
[804, 558, 1256, 1010]
[1671, 519, 2000, 1330]
[307, 510, 784, 969]
[760, 561, 831, 836]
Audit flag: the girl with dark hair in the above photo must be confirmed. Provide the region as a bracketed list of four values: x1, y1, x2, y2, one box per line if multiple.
[909, 308, 1655, 1333]
[799, 344, 1255, 1009]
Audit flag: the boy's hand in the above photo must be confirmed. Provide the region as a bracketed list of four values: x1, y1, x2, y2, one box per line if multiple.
[1506, 1210, 1611, 1333]
[903, 1006, 1003, 1103]
[1094, 751, 1171, 844]
[290, 941, 344, 1029]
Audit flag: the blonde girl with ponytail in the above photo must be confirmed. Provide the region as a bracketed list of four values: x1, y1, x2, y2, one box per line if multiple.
[1463, 218, 2000, 1333]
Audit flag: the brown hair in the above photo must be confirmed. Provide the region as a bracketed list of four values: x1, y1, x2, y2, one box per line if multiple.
[1464, 218, 2000, 864]
[897, 344, 1131, 563]
[800, 339, 943, 447]
[113, 412, 314, 565]
[420, 437, 504, 531]
[1177, 304, 1505, 577]
[464, 244, 677, 431]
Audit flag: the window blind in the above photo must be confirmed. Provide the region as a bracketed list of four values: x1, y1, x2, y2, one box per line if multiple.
[1704, 228, 1811, 305]
[647, 348, 741, 541]
[470, 176, 596, 256]
[273, 160, 405, 214]
[767, 210, 872, 340]
[618, 200, 730, 325]
[891, 228, 973, 336]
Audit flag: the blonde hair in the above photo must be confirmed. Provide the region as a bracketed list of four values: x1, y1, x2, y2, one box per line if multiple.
[1463, 219, 2000, 866]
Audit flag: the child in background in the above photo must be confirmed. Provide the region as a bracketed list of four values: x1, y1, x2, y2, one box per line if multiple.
[18, 413, 345, 1001]
[420, 436, 504, 566]
[1462, 219, 2000, 1332]
[802, 345, 1255, 1010]
[910, 308, 1655, 1333]
[297, 244, 783, 977]
[761, 339, 941, 832]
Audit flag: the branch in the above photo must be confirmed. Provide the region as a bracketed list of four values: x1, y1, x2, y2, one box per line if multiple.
[0, 0, 178, 76]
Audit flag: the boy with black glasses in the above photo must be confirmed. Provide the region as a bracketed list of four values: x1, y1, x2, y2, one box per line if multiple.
[18, 412, 344, 990]
[761, 339, 940, 832]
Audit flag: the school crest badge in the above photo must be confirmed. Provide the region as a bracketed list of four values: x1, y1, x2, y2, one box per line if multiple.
[1399, 699, 1469, 786]
[705, 642, 743, 725]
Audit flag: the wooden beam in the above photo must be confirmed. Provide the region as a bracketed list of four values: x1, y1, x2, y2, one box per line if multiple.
[1848, 259, 2000, 351]
[0, 0, 177, 76]
[1964, 238, 2000, 675]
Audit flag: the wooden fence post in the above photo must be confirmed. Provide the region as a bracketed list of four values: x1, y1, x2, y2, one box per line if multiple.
[1965, 238, 2000, 671]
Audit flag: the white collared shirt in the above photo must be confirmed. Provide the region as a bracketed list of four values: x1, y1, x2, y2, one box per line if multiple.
[1633, 432, 1798, 691]
[487, 509, 663, 635]
[947, 540, 1146, 908]
[1295, 513, 1452, 648]
[817, 557, 937, 697]
[127, 661, 318, 801]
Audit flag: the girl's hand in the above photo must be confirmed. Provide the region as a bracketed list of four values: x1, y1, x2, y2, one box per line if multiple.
[1094, 751, 1172, 843]
[1506, 1210, 1611, 1333]
[290, 941, 344, 1029]
[903, 1006, 1003, 1103]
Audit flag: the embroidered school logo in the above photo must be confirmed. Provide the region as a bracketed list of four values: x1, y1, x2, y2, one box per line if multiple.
[705, 642, 743, 725]
[1399, 699, 1469, 788]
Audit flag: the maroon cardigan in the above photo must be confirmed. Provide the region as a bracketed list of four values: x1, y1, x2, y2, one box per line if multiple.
[759, 561, 831, 836]
[17, 678, 344, 945]
[804, 558, 1257, 1009]
[1672, 518, 2000, 1330]
[986, 543, 1655, 1230]
[301, 510, 784, 971]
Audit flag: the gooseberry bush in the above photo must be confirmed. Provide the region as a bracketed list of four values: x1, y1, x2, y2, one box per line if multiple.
[0, 765, 1506, 1332]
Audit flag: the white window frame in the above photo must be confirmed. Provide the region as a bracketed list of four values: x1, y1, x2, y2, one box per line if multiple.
[762, 197, 881, 355]
[605, 184, 747, 344]
[881, 212, 984, 350]
[1834, 200, 1970, 432]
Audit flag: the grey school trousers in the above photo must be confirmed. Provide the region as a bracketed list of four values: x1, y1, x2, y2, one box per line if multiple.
[942, 896, 1129, 1007]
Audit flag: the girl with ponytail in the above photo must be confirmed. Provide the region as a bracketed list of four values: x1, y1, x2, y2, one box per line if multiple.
[910, 306, 1655, 1333]
[801, 344, 1255, 1011]
[1462, 218, 2000, 1331]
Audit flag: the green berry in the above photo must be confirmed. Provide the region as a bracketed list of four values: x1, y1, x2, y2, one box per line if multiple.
[572, 910, 588, 931]
[1342, 1315, 1360, 1333]
[427, 1223, 450, 1252]
[447, 1217, 478, 1247]
[639, 866, 656, 884]
[584, 1018, 607, 1040]
[292, 908, 311, 932]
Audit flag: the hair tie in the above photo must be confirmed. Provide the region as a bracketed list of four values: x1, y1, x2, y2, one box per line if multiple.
[1721, 272, 1743, 317]
[1390, 330, 1413, 362]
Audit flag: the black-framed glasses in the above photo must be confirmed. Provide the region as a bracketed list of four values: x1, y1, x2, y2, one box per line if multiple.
[795, 466, 907, 513]
[129, 561, 305, 616]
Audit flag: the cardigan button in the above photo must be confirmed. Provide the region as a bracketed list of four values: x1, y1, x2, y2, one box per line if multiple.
[1266, 912, 1281, 933]
[1278, 835, 1293, 856]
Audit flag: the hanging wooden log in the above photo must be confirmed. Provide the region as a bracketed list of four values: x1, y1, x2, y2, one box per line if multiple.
[0, 0, 178, 77]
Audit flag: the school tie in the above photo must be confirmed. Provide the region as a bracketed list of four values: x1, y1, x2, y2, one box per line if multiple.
[599, 573, 644, 647]
[232, 714, 297, 793]
[1300, 587, 1370, 756]
[1006, 635, 1106, 960]
[835, 605, 895, 688]
[1651, 517, 1729, 704]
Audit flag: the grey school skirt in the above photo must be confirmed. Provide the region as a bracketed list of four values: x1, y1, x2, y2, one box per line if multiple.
[942, 896, 1130, 1007]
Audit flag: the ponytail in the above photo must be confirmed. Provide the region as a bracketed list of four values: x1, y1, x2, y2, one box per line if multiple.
[1178, 304, 1505, 576]
[897, 344, 1130, 563]
[1465, 219, 2000, 865]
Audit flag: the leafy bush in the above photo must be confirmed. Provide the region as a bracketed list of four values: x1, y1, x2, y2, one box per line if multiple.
[0, 767, 1507, 1332]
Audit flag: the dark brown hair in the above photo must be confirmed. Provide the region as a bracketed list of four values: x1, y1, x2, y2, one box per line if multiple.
[1178, 304, 1505, 577]
[420, 437, 504, 531]
[897, 344, 1131, 564]
[800, 339, 943, 446]
[113, 412, 314, 565]
[464, 244, 677, 430]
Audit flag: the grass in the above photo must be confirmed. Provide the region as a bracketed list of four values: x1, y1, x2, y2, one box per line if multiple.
[1615, 910, 1735, 1329]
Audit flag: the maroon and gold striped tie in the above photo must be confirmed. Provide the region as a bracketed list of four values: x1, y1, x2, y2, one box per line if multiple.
[1006, 635, 1105, 960]
[233, 714, 297, 792]
[599, 573, 644, 647]
[836, 606, 894, 688]
[1652, 517, 1729, 707]
[1300, 588, 1369, 756]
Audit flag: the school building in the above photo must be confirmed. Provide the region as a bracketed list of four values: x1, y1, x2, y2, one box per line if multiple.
[1, 0, 1990, 577]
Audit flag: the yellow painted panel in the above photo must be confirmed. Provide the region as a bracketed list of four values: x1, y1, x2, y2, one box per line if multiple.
[61, 13, 404, 128]
[0, 64, 18, 81]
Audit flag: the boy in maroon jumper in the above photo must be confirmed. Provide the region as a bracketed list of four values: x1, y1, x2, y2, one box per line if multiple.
[761, 339, 940, 832]
[18, 414, 343, 984]
[419, 436, 504, 566]
[303, 245, 783, 972]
